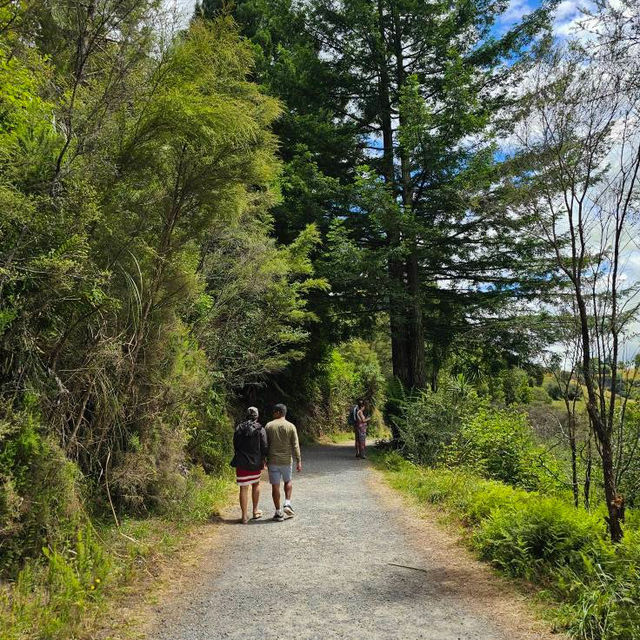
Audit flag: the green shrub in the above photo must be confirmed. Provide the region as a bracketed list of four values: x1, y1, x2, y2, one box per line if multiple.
[474, 494, 640, 638]
[0, 523, 112, 640]
[341, 339, 387, 416]
[555, 531, 640, 640]
[160, 465, 231, 522]
[187, 389, 233, 474]
[545, 380, 582, 402]
[499, 368, 532, 405]
[309, 339, 387, 436]
[460, 479, 530, 526]
[0, 410, 83, 574]
[324, 348, 358, 430]
[0, 466, 233, 640]
[444, 408, 559, 490]
[545, 380, 563, 400]
[473, 497, 603, 580]
[530, 386, 552, 404]
[391, 375, 478, 465]
[615, 403, 640, 508]
[532, 366, 545, 387]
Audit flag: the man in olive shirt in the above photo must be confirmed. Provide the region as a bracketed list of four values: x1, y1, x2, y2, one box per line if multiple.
[265, 403, 302, 521]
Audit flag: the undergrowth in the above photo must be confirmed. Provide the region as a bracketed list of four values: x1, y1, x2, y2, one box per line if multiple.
[371, 449, 640, 640]
[0, 471, 232, 640]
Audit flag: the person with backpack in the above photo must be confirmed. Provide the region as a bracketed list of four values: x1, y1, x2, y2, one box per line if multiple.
[349, 399, 370, 458]
[348, 401, 359, 457]
[230, 406, 268, 524]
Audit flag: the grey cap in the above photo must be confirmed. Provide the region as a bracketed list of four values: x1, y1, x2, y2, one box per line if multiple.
[247, 406, 259, 419]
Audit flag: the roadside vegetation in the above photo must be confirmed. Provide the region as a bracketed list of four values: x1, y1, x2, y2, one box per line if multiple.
[0, 473, 231, 640]
[0, 3, 316, 637]
[2, 0, 640, 638]
[373, 449, 640, 640]
[374, 366, 640, 640]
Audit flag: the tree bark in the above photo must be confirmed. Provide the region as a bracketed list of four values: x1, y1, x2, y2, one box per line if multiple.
[406, 251, 426, 388]
[584, 436, 592, 510]
[392, 3, 426, 390]
[569, 416, 579, 508]
[376, 0, 410, 388]
[601, 435, 624, 541]
[575, 288, 623, 541]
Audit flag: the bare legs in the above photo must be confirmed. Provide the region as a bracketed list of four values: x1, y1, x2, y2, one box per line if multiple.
[271, 480, 292, 512]
[239, 485, 249, 523]
[271, 482, 281, 511]
[239, 482, 262, 523]
[252, 482, 261, 516]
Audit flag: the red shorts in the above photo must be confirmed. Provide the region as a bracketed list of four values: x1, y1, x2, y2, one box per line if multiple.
[236, 468, 261, 486]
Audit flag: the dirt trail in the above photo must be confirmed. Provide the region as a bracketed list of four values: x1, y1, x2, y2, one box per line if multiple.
[144, 444, 563, 640]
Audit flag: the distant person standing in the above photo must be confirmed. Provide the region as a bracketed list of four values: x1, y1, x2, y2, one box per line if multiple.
[265, 403, 302, 521]
[348, 401, 360, 458]
[355, 400, 370, 459]
[230, 407, 267, 524]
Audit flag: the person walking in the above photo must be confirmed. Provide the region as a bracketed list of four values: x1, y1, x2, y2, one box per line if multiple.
[265, 403, 301, 521]
[355, 399, 370, 459]
[230, 407, 268, 524]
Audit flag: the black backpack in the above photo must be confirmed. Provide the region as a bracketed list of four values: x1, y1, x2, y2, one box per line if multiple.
[347, 405, 358, 427]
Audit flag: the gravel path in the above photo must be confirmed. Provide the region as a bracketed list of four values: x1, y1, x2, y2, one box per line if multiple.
[146, 444, 559, 640]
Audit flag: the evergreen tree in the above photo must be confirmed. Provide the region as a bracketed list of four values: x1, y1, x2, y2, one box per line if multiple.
[210, 0, 555, 392]
[312, 0, 554, 389]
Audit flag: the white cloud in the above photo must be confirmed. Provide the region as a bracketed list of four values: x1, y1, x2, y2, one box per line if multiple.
[501, 0, 537, 24]
[496, 0, 594, 40]
[553, 0, 596, 38]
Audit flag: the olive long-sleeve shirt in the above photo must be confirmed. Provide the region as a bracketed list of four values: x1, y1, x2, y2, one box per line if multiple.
[265, 417, 301, 466]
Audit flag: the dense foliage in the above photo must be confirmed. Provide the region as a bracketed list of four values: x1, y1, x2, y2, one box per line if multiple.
[0, 1, 321, 577]
[2, 0, 640, 637]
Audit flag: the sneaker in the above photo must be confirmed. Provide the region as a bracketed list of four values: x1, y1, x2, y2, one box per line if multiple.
[360, 454, 367, 459]
[273, 510, 284, 522]
[283, 504, 295, 517]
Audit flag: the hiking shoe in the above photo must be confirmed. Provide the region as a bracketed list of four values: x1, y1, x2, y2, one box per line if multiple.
[283, 504, 295, 517]
[273, 511, 284, 522]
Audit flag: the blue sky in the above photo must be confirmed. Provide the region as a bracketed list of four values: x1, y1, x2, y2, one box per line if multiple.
[495, 0, 591, 38]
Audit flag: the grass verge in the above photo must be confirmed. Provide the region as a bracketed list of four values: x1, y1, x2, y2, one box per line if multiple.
[369, 448, 640, 640]
[0, 472, 233, 640]
[315, 430, 355, 444]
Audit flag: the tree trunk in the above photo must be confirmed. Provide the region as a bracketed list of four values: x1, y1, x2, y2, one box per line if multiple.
[376, 0, 410, 388]
[569, 419, 579, 508]
[575, 286, 623, 541]
[406, 251, 426, 388]
[584, 436, 592, 510]
[392, 1, 426, 389]
[563, 392, 579, 508]
[601, 435, 624, 542]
